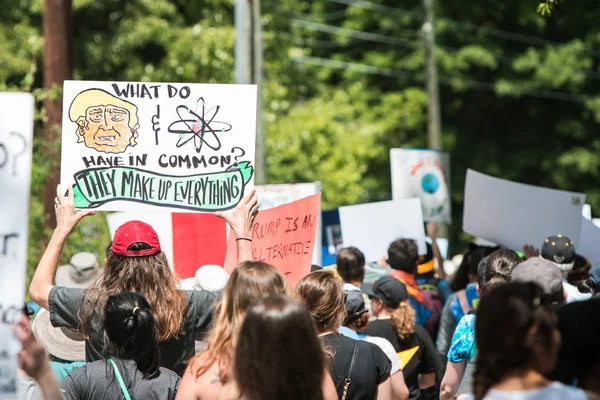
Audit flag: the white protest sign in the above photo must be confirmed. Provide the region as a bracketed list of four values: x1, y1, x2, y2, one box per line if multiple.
[463, 169, 585, 251]
[60, 81, 257, 212]
[0, 93, 34, 398]
[579, 217, 600, 268]
[255, 183, 322, 265]
[339, 198, 427, 262]
[390, 148, 451, 223]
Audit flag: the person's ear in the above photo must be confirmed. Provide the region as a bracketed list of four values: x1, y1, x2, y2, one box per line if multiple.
[476, 284, 480, 295]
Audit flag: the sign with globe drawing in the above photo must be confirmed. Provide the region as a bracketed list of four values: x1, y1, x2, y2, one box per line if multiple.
[390, 148, 451, 223]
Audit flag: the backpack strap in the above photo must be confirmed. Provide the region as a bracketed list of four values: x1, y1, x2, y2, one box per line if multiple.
[456, 289, 471, 317]
[341, 343, 360, 400]
[108, 359, 133, 400]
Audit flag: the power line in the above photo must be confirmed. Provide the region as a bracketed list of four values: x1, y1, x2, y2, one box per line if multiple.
[326, 0, 600, 58]
[293, 55, 588, 103]
[292, 19, 600, 81]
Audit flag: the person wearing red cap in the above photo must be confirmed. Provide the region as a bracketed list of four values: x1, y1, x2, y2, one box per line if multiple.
[29, 185, 259, 376]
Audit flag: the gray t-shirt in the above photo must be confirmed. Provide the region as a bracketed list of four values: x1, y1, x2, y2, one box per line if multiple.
[60, 359, 180, 400]
[461, 382, 588, 400]
[49, 287, 216, 376]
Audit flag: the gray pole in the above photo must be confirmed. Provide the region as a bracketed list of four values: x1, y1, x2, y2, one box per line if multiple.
[422, 0, 442, 150]
[235, 0, 251, 84]
[252, 0, 266, 183]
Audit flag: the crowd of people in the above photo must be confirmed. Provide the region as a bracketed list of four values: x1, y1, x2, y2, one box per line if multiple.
[12, 184, 600, 399]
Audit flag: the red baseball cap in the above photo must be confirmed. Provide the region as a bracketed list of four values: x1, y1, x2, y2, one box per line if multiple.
[112, 220, 161, 257]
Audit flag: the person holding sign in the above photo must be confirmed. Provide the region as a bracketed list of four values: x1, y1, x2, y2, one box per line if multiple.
[29, 185, 259, 376]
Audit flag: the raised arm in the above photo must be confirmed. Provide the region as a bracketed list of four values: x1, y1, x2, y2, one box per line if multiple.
[426, 223, 446, 280]
[29, 185, 94, 310]
[216, 189, 259, 264]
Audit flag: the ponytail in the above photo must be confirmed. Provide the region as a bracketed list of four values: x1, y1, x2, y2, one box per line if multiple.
[390, 300, 416, 341]
[103, 292, 160, 379]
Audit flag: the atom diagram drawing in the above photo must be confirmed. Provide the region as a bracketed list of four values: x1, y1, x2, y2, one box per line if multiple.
[167, 97, 233, 153]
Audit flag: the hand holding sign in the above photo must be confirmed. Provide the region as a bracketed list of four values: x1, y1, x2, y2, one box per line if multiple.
[54, 184, 96, 235]
[215, 188, 259, 238]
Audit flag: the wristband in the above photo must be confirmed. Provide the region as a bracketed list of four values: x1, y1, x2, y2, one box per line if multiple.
[236, 237, 252, 242]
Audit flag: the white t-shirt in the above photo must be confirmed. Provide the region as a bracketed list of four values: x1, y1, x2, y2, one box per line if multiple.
[363, 336, 402, 375]
[462, 382, 588, 400]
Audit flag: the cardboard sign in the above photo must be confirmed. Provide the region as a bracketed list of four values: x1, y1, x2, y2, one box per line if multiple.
[391, 149, 451, 223]
[224, 194, 321, 284]
[339, 198, 427, 262]
[106, 212, 227, 278]
[463, 169, 585, 251]
[60, 81, 257, 212]
[255, 183, 322, 265]
[0, 93, 34, 397]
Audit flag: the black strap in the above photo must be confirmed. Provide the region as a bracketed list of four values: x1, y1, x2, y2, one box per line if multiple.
[341, 343, 360, 400]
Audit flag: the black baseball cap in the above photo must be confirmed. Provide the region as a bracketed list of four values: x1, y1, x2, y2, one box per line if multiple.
[541, 234, 575, 272]
[344, 290, 368, 320]
[362, 276, 408, 309]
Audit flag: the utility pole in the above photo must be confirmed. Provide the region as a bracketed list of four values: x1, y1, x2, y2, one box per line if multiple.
[422, 0, 442, 150]
[43, 0, 72, 231]
[252, 0, 266, 184]
[234, 0, 251, 84]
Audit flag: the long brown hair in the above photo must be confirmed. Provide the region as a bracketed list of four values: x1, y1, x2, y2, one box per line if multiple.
[235, 295, 325, 400]
[79, 243, 187, 341]
[390, 300, 416, 341]
[472, 283, 557, 400]
[295, 270, 346, 333]
[191, 261, 288, 380]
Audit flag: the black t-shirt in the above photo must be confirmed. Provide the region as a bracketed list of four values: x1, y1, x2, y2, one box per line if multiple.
[321, 333, 391, 400]
[61, 358, 180, 400]
[49, 287, 216, 376]
[365, 319, 441, 400]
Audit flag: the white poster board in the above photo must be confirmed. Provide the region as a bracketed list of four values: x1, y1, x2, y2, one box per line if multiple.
[579, 217, 600, 269]
[339, 198, 427, 262]
[255, 183, 322, 265]
[0, 93, 34, 398]
[463, 169, 585, 251]
[60, 81, 257, 212]
[390, 148, 451, 223]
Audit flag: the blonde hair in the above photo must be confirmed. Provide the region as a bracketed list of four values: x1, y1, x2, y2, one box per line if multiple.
[68, 88, 140, 145]
[390, 301, 416, 341]
[191, 262, 288, 381]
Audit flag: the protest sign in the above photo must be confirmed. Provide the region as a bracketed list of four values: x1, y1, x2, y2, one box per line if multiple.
[0, 93, 34, 398]
[60, 81, 257, 212]
[579, 217, 600, 269]
[463, 169, 585, 251]
[390, 148, 451, 223]
[255, 183, 322, 265]
[339, 198, 427, 262]
[224, 194, 320, 284]
[107, 212, 227, 278]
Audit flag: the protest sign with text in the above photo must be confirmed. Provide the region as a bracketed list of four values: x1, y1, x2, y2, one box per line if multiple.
[0, 93, 34, 398]
[255, 183, 322, 265]
[463, 169, 585, 251]
[339, 198, 427, 262]
[391, 148, 451, 223]
[60, 81, 256, 212]
[224, 194, 321, 285]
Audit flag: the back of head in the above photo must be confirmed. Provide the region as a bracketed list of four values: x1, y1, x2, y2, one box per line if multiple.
[235, 295, 324, 400]
[387, 239, 418, 274]
[512, 257, 566, 306]
[450, 244, 500, 292]
[336, 247, 365, 284]
[82, 221, 187, 342]
[473, 282, 557, 400]
[104, 292, 159, 379]
[477, 249, 521, 295]
[296, 270, 345, 334]
[197, 261, 288, 377]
